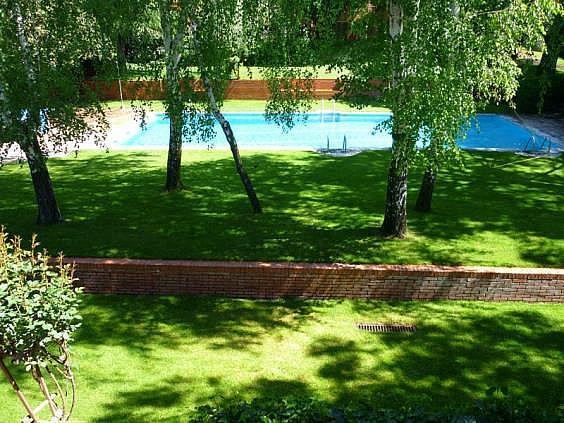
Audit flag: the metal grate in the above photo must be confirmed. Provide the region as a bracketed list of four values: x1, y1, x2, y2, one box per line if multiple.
[356, 322, 416, 333]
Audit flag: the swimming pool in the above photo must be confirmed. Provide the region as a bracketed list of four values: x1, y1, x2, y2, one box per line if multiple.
[116, 112, 560, 152]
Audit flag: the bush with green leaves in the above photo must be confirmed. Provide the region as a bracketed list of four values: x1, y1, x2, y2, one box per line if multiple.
[189, 389, 562, 423]
[0, 230, 82, 368]
[0, 229, 81, 420]
[191, 397, 332, 423]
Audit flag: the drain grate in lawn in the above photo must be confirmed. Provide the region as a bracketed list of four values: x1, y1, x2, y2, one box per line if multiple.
[356, 323, 417, 333]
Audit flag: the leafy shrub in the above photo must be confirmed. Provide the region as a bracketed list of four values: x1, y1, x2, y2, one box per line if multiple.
[0, 230, 82, 369]
[191, 397, 332, 423]
[189, 389, 562, 422]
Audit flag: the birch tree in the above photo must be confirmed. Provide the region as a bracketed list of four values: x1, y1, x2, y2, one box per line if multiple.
[0, 0, 107, 225]
[190, 0, 263, 212]
[153, 0, 262, 213]
[333, 0, 556, 237]
[153, 0, 313, 212]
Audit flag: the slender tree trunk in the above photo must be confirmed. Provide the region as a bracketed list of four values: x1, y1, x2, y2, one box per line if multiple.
[216, 113, 262, 213]
[116, 33, 128, 70]
[415, 167, 436, 212]
[31, 365, 59, 418]
[203, 78, 262, 213]
[381, 0, 408, 238]
[160, 2, 186, 191]
[20, 134, 62, 225]
[165, 107, 183, 191]
[189, 14, 261, 213]
[381, 130, 409, 237]
[10, 2, 61, 225]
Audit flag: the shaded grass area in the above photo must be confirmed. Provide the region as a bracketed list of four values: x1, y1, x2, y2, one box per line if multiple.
[0, 298, 562, 422]
[0, 150, 563, 266]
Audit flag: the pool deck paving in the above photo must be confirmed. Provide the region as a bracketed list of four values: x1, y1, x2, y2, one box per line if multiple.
[519, 113, 564, 146]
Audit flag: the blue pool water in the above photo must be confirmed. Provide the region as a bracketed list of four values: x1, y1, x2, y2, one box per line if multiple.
[117, 112, 560, 152]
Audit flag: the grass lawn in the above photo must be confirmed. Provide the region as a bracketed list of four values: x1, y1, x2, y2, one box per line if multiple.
[0, 150, 562, 267]
[0, 298, 562, 422]
[100, 65, 346, 81]
[105, 99, 390, 113]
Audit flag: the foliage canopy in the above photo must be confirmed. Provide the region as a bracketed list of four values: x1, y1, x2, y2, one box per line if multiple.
[0, 0, 108, 157]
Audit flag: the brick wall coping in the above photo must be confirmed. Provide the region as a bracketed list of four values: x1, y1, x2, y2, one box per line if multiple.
[66, 257, 564, 278]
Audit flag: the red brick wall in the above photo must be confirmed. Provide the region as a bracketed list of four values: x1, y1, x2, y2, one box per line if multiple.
[86, 79, 339, 101]
[67, 258, 564, 302]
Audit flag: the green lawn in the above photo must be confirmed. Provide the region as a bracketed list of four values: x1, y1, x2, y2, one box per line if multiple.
[105, 99, 389, 113]
[1, 298, 562, 422]
[1, 150, 562, 267]
[99, 65, 346, 81]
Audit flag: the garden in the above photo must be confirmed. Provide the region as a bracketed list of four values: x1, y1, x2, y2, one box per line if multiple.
[1, 294, 563, 421]
[1, 149, 562, 267]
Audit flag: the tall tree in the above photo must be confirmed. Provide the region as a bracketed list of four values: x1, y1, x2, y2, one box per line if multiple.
[538, 10, 563, 77]
[0, 0, 107, 224]
[190, 1, 263, 212]
[157, 0, 190, 191]
[537, 7, 563, 113]
[153, 0, 262, 210]
[152, 0, 317, 212]
[332, 0, 556, 237]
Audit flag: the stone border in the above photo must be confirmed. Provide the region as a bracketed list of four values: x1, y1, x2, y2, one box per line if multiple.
[67, 258, 564, 302]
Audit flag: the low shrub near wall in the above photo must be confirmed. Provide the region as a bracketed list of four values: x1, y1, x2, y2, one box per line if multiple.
[189, 390, 562, 422]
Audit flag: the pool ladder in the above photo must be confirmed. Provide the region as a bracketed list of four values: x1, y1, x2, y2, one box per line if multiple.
[325, 135, 348, 152]
[522, 135, 552, 154]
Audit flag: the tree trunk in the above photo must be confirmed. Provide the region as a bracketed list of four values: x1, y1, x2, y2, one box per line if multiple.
[165, 109, 183, 191]
[415, 168, 436, 212]
[160, 2, 186, 192]
[116, 34, 128, 70]
[21, 134, 63, 225]
[538, 14, 563, 76]
[203, 78, 262, 213]
[217, 114, 262, 213]
[0, 358, 40, 423]
[381, 0, 408, 238]
[380, 132, 409, 238]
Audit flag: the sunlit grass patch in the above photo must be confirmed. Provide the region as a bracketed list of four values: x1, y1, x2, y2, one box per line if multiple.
[0, 150, 562, 266]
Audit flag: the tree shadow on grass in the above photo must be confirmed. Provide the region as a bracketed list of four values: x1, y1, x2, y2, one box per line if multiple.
[1, 152, 382, 261]
[83, 299, 563, 422]
[91, 376, 315, 423]
[77, 295, 321, 423]
[90, 375, 191, 423]
[408, 152, 564, 265]
[307, 302, 564, 409]
[76, 295, 319, 354]
[0, 150, 562, 266]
